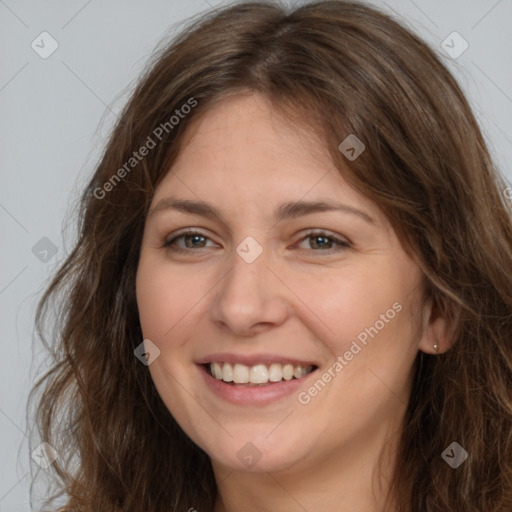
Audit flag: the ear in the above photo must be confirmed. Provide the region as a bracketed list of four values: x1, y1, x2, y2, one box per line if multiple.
[418, 295, 459, 354]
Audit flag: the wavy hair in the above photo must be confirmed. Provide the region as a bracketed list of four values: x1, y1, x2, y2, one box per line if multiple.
[28, 1, 512, 510]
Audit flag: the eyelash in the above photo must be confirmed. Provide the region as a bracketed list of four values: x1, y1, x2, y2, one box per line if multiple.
[162, 229, 351, 254]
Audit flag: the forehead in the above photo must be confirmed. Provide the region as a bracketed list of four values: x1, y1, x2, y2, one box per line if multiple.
[152, 93, 383, 225]
[175, 93, 327, 168]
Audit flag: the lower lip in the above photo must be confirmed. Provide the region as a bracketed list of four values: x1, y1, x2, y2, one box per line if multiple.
[198, 364, 318, 405]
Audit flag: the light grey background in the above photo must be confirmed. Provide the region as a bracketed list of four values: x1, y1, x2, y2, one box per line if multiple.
[1, 0, 511, 510]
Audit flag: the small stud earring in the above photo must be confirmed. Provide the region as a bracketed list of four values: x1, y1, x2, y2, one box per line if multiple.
[433, 341, 439, 351]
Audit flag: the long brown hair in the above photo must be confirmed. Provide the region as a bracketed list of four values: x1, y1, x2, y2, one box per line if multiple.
[28, 1, 512, 510]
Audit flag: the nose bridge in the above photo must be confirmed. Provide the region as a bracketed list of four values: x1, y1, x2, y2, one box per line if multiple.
[221, 237, 268, 311]
[210, 235, 288, 334]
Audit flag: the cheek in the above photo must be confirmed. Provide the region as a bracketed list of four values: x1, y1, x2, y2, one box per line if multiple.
[136, 258, 178, 349]
[136, 260, 185, 340]
[136, 270, 164, 338]
[294, 267, 407, 354]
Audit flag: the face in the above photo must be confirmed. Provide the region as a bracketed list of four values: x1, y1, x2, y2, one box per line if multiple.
[136, 93, 433, 476]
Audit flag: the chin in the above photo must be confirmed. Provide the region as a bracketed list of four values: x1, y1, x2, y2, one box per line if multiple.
[201, 428, 309, 474]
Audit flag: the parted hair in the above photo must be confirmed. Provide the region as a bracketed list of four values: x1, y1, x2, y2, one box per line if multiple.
[29, 1, 512, 511]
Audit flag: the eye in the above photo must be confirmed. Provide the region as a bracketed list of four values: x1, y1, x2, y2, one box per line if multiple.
[294, 229, 351, 253]
[163, 230, 215, 252]
[163, 229, 350, 254]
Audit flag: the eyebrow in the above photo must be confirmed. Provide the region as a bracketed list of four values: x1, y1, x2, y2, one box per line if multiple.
[147, 198, 376, 226]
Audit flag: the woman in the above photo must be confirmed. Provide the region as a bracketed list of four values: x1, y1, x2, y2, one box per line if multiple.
[29, 1, 512, 511]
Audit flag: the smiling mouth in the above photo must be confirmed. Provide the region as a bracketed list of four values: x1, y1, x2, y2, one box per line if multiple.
[204, 362, 317, 386]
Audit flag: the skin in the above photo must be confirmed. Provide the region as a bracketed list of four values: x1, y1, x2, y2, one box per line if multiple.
[135, 92, 453, 511]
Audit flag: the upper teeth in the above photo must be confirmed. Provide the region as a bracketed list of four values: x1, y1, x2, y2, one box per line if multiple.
[209, 362, 314, 384]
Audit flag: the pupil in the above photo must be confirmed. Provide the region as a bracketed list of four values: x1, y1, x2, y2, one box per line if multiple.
[186, 235, 204, 248]
[314, 236, 330, 248]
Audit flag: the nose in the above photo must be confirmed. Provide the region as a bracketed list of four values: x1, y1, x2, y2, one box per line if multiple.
[209, 242, 290, 337]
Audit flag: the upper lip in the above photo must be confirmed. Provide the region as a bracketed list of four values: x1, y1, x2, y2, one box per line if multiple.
[195, 352, 318, 367]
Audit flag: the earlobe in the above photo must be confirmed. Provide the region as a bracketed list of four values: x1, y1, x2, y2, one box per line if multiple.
[418, 295, 458, 355]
